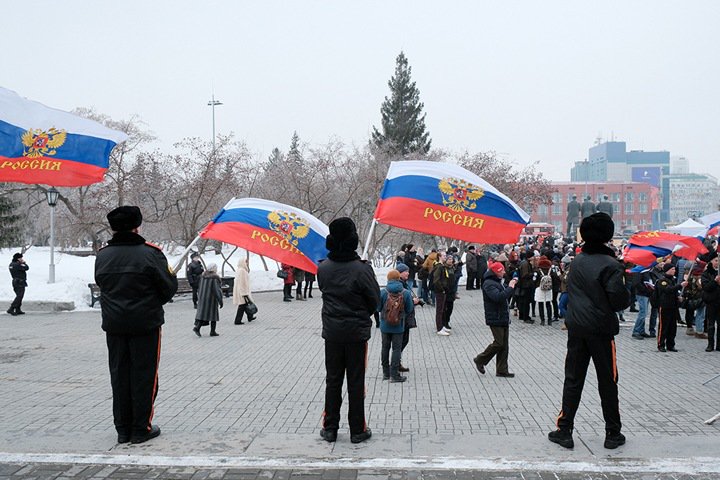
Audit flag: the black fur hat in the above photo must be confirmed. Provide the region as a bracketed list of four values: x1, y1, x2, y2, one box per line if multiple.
[580, 213, 614, 244]
[326, 217, 359, 252]
[12, 253, 23, 261]
[107, 206, 142, 232]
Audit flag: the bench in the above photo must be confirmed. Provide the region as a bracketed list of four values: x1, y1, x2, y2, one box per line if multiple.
[88, 277, 234, 307]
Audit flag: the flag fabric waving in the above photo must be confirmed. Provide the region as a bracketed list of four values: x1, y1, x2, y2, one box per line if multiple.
[624, 231, 708, 267]
[373, 160, 530, 243]
[0, 87, 128, 186]
[200, 198, 329, 274]
[701, 211, 720, 236]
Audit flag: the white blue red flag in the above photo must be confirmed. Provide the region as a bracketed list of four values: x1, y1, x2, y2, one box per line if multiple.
[200, 198, 330, 274]
[0, 87, 128, 187]
[623, 231, 708, 267]
[373, 160, 530, 243]
[701, 211, 720, 236]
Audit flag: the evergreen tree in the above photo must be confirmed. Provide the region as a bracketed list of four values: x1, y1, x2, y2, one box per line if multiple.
[0, 194, 21, 247]
[287, 131, 303, 165]
[372, 51, 432, 156]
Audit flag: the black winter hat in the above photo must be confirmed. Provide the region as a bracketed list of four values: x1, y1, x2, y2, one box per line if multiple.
[326, 217, 359, 252]
[663, 263, 676, 273]
[12, 253, 22, 261]
[107, 206, 143, 232]
[580, 213, 614, 244]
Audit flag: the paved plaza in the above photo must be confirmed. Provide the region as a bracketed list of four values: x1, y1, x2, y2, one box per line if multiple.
[1, 288, 720, 478]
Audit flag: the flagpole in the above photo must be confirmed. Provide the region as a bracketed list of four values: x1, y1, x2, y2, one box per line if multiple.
[361, 219, 378, 261]
[171, 234, 202, 274]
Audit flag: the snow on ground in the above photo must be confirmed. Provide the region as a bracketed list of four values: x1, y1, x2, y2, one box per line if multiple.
[0, 247, 393, 311]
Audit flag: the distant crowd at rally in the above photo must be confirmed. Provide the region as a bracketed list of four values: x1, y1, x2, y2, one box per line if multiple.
[383, 228, 719, 352]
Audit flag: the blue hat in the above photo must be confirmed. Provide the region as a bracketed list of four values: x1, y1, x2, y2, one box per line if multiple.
[396, 262, 409, 273]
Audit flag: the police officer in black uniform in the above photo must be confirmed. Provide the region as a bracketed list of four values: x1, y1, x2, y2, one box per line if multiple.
[95, 206, 178, 444]
[317, 217, 380, 444]
[655, 263, 686, 352]
[548, 213, 630, 450]
[7, 253, 29, 315]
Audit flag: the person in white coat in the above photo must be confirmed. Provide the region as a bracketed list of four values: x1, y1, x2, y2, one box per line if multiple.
[233, 258, 255, 325]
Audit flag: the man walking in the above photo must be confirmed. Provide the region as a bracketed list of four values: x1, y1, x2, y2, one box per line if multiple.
[7, 253, 28, 315]
[95, 206, 178, 444]
[186, 252, 204, 309]
[317, 217, 380, 444]
[549, 212, 630, 450]
[473, 262, 518, 377]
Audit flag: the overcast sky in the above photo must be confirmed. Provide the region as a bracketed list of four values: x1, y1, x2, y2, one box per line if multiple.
[2, 1, 719, 181]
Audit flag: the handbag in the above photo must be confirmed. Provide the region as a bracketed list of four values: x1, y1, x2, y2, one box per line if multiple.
[277, 269, 288, 279]
[245, 297, 258, 316]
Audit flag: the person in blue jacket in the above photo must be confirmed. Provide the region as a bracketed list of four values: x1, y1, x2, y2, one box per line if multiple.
[379, 269, 414, 383]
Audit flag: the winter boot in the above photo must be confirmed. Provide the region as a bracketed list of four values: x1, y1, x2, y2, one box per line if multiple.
[210, 321, 219, 337]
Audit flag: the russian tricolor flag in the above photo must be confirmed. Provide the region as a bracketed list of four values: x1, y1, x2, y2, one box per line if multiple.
[701, 211, 720, 237]
[200, 198, 329, 274]
[373, 160, 530, 243]
[0, 87, 128, 187]
[623, 230, 708, 267]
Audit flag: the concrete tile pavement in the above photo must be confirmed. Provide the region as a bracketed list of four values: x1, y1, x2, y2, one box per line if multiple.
[1, 288, 720, 476]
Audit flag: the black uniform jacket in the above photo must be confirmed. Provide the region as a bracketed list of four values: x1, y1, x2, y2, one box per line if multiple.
[655, 274, 682, 309]
[702, 265, 720, 307]
[317, 258, 380, 343]
[566, 244, 630, 338]
[9, 260, 29, 287]
[95, 231, 178, 335]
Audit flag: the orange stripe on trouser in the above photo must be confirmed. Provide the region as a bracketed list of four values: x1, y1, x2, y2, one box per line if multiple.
[611, 339, 618, 383]
[556, 410, 564, 428]
[147, 327, 162, 431]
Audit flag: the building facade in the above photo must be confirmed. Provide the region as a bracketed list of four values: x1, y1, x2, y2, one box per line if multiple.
[668, 173, 720, 224]
[532, 182, 657, 235]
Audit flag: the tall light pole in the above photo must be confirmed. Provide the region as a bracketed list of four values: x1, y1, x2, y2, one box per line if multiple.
[207, 94, 223, 151]
[45, 187, 59, 283]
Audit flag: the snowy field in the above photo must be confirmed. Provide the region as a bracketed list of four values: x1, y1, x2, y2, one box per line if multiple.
[0, 247, 394, 311]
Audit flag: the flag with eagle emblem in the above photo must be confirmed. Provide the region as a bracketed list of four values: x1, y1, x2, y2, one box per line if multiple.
[200, 198, 330, 273]
[0, 87, 128, 186]
[373, 160, 530, 243]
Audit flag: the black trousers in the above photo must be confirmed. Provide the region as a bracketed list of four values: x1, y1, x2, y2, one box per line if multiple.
[707, 304, 720, 349]
[322, 340, 368, 435]
[106, 328, 161, 437]
[10, 285, 25, 311]
[191, 285, 199, 307]
[475, 326, 509, 374]
[466, 269, 477, 289]
[556, 334, 621, 435]
[283, 284, 293, 299]
[657, 307, 679, 350]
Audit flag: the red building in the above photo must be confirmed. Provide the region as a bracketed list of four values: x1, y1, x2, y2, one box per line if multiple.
[532, 182, 658, 235]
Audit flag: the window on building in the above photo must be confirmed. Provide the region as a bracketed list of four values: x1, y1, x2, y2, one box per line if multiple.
[639, 192, 647, 202]
[612, 193, 620, 202]
[552, 193, 561, 203]
[625, 192, 634, 202]
[553, 204, 562, 215]
[639, 204, 647, 214]
[625, 203, 633, 215]
[538, 205, 548, 215]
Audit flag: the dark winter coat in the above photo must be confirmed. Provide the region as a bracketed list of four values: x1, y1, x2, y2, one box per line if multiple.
[9, 259, 29, 288]
[581, 200, 596, 218]
[95, 231, 178, 335]
[702, 264, 720, 307]
[565, 243, 630, 338]
[632, 270, 654, 297]
[378, 280, 413, 334]
[465, 251, 477, 271]
[481, 270, 514, 326]
[317, 258, 380, 343]
[596, 201, 614, 217]
[430, 263, 455, 293]
[566, 200, 581, 221]
[293, 267, 306, 283]
[195, 271, 223, 325]
[186, 260, 204, 288]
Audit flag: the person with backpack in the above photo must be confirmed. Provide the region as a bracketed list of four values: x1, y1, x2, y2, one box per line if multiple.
[534, 257, 554, 325]
[396, 262, 420, 374]
[379, 269, 414, 383]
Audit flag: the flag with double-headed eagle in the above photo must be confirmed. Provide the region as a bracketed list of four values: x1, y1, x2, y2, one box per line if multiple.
[0, 87, 128, 186]
[373, 160, 530, 243]
[200, 198, 330, 273]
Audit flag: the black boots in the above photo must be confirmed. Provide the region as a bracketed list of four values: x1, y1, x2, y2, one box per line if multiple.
[210, 321, 219, 337]
[548, 429, 574, 449]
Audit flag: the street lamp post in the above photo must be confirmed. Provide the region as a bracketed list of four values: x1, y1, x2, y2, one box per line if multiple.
[207, 94, 223, 151]
[45, 187, 59, 284]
